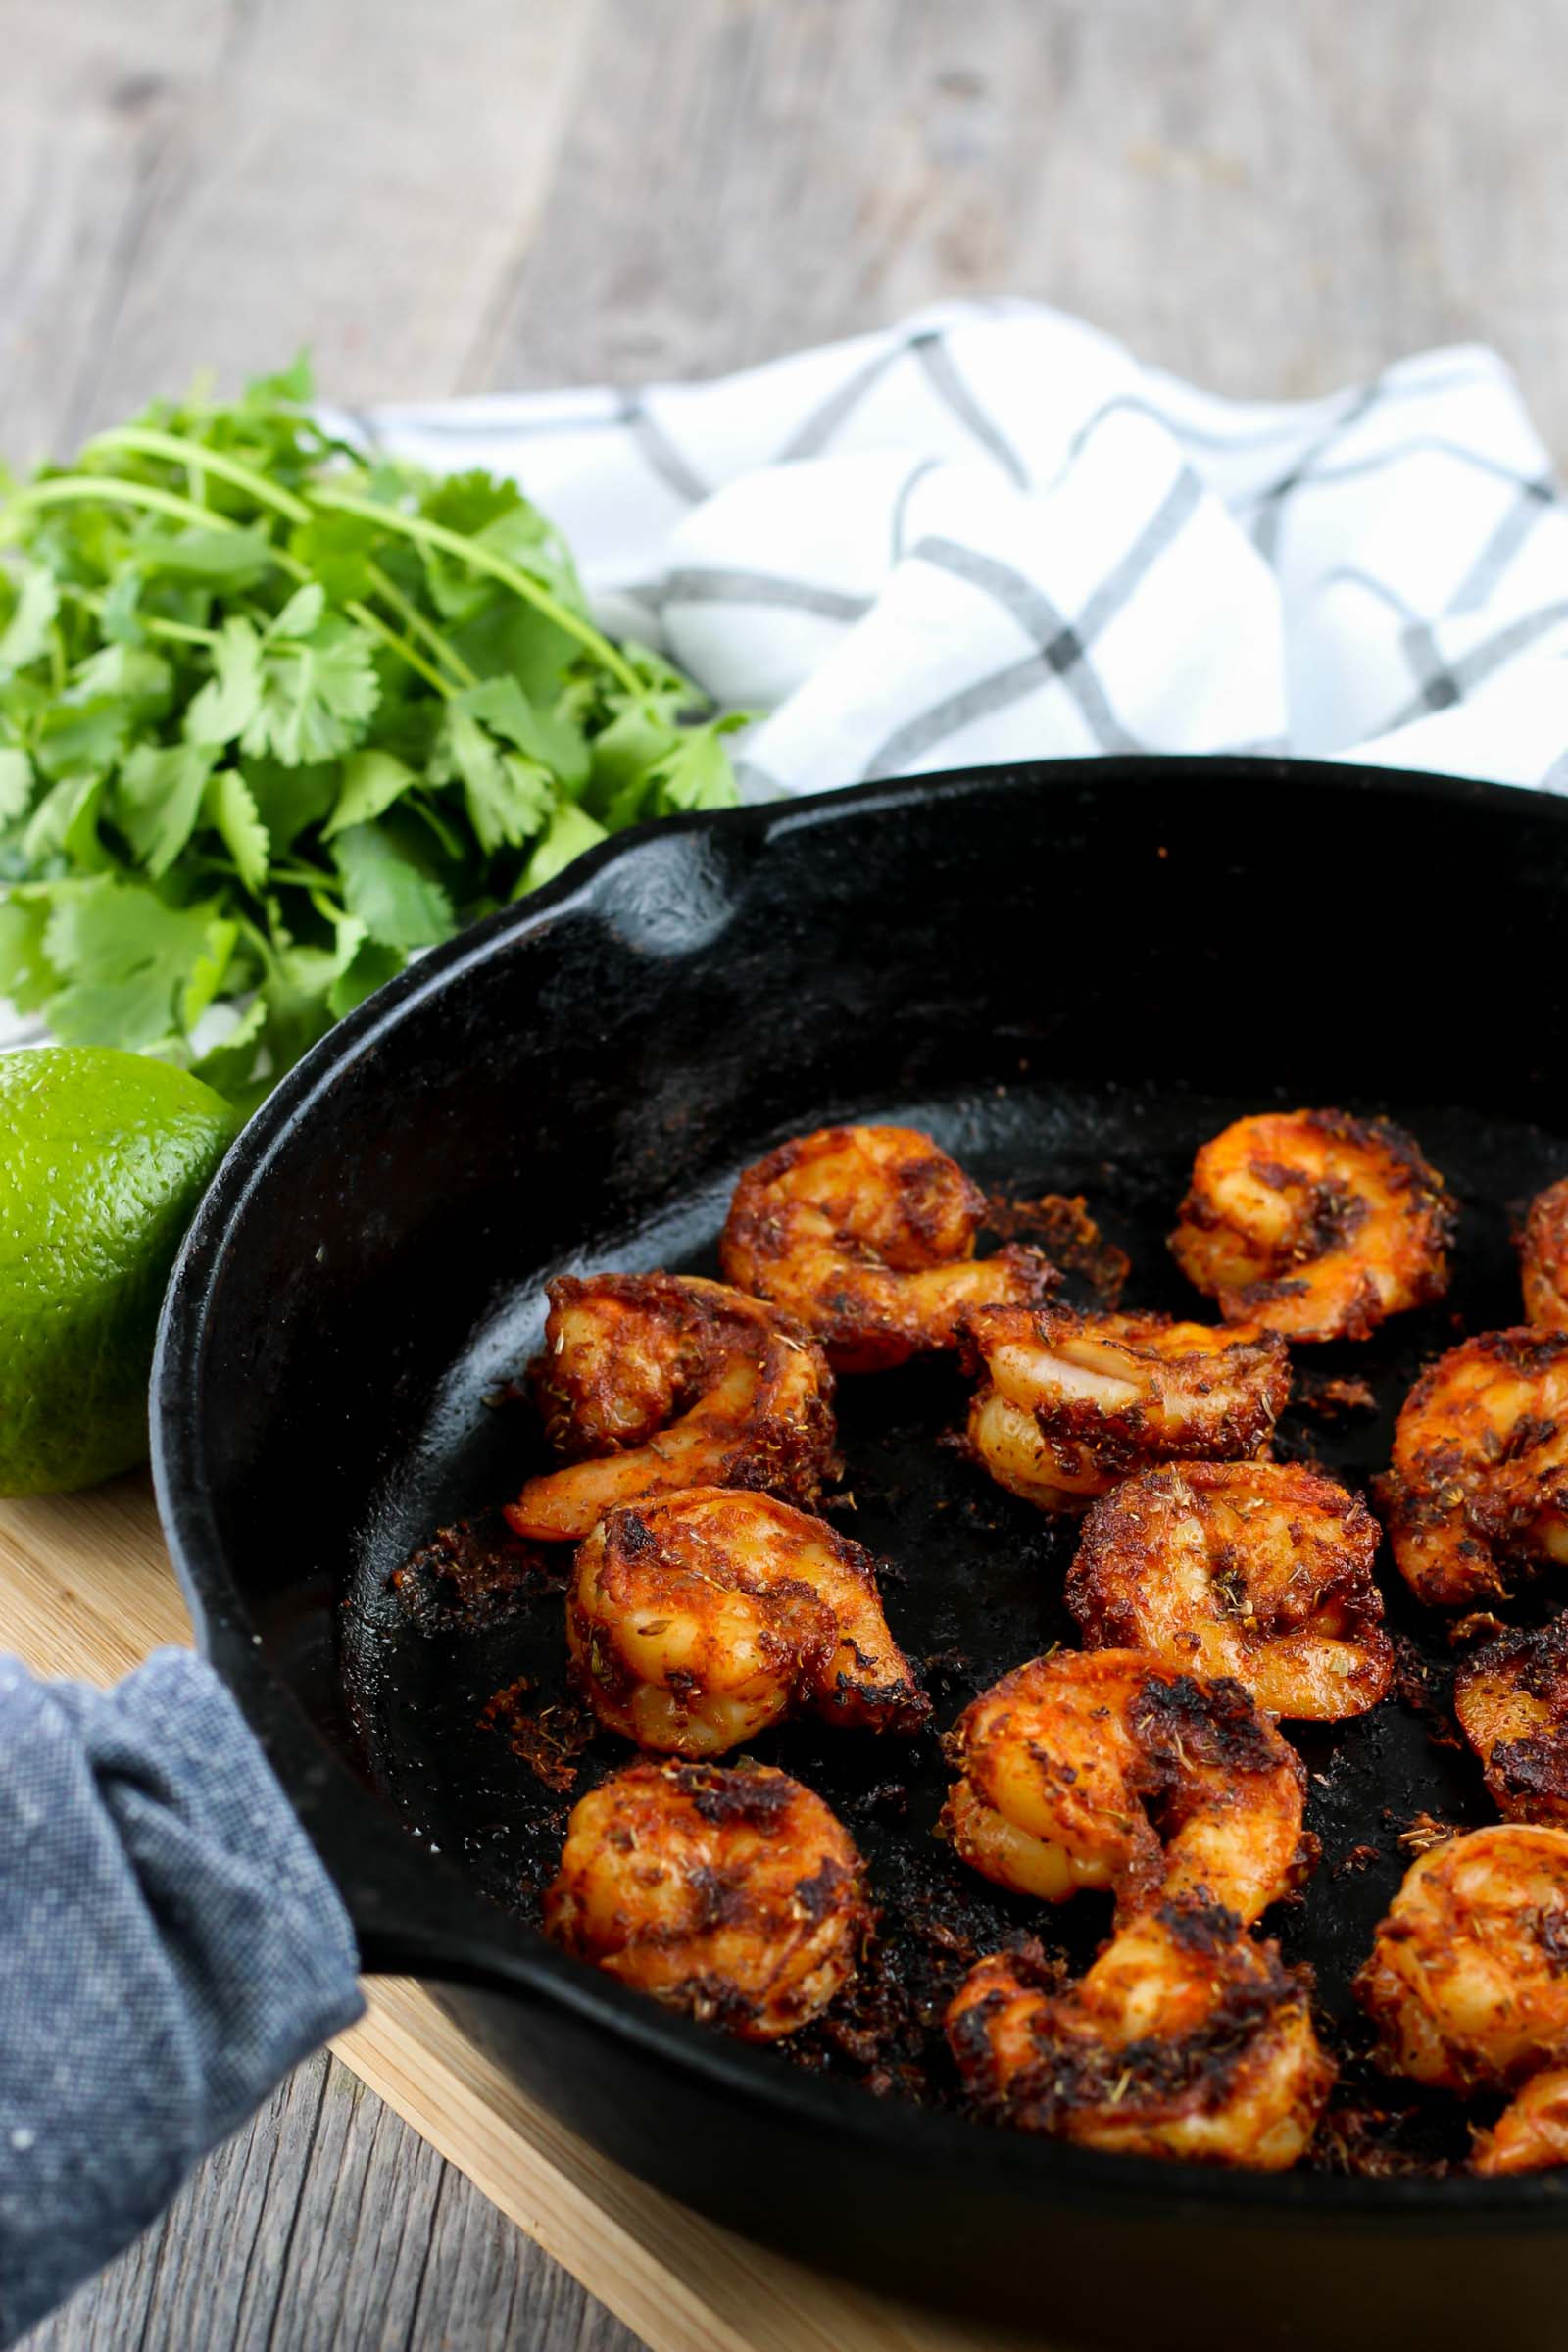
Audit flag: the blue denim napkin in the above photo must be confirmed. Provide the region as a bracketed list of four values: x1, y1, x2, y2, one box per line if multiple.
[0, 1648, 364, 2344]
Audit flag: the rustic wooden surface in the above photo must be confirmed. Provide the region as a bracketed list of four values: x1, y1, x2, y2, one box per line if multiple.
[23, 2052, 640, 2352]
[5, 0, 1568, 469]
[4, 1, 1564, 2345]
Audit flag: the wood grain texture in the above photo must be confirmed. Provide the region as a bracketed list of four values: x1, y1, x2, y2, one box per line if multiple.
[0, 0, 605, 464]
[479, 0, 1568, 435]
[19, 2050, 642, 2352]
[4, 0, 1566, 459]
[3, 2, 1563, 2344]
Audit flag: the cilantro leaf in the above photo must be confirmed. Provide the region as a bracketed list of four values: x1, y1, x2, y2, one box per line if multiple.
[0, 567, 58, 675]
[203, 765, 270, 894]
[0, 747, 31, 824]
[589, 701, 686, 826]
[184, 616, 264, 746]
[647, 713, 749, 812]
[518, 803, 608, 894]
[242, 611, 380, 765]
[35, 695, 139, 783]
[240, 756, 337, 855]
[429, 703, 555, 855]
[70, 644, 173, 712]
[179, 915, 240, 1030]
[192, 995, 269, 1099]
[99, 570, 145, 645]
[420, 471, 528, 541]
[115, 741, 219, 876]
[40, 875, 228, 1049]
[269, 582, 326, 640]
[331, 820, 456, 949]
[458, 675, 567, 768]
[328, 937, 403, 1019]
[24, 772, 114, 872]
[322, 748, 418, 838]
[0, 888, 59, 1011]
[243, 351, 315, 406]
[287, 509, 378, 602]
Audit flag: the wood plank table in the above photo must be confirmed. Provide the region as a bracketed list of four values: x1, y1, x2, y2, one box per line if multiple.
[4, 2, 1568, 2343]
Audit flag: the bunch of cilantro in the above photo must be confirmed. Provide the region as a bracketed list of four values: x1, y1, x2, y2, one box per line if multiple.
[0, 359, 743, 1111]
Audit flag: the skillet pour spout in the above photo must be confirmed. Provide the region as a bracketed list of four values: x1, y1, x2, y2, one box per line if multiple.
[153, 757, 1568, 2349]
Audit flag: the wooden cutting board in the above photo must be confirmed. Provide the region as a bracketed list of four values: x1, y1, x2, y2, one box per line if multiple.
[0, 1475, 1031, 2352]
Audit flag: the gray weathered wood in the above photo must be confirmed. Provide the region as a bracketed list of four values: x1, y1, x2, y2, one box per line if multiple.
[5, 0, 1567, 2344]
[475, 0, 1568, 443]
[6, 0, 1568, 463]
[18, 2051, 642, 2352]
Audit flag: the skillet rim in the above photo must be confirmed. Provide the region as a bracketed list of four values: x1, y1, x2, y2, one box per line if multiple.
[151, 752, 1568, 2229]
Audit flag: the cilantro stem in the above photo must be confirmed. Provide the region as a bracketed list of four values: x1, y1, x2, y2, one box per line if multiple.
[308, 489, 644, 698]
[10, 454, 643, 700]
[365, 561, 477, 687]
[0, 474, 312, 585]
[1, 475, 242, 537]
[15, 451, 473, 698]
[82, 427, 313, 526]
[343, 598, 454, 697]
[61, 585, 220, 647]
[235, 913, 284, 981]
[143, 614, 222, 647]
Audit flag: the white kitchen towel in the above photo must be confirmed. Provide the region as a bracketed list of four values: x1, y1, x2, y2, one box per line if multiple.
[352, 295, 1568, 798]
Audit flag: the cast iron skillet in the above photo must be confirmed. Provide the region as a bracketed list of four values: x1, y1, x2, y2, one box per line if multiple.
[153, 757, 1568, 2350]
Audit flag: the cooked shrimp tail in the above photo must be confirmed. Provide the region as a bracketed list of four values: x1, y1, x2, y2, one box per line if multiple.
[1068, 1460, 1393, 1721]
[1378, 1329, 1568, 1606]
[1455, 1618, 1568, 1826]
[1169, 1108, 1451, 1342]
[940, 1647, 1307, 1925]
[568, 1485, 929, 1756]
[962, 1305, 1290, 1514]
[1355, 1825, 1568, 2090]
[1520, 1178, 1568, 1331]
[545, 1759, 868, 2040]
[720, 1124, 1055, 1372]
[508, 1272, 838, 1540]
[947, 1901, 1334, 2169]
[1472, 2066, 1568, 2174]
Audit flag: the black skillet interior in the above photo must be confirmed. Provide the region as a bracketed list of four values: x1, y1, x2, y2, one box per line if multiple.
[344, 1078, 1559, 2155]
[155, 756, 1568, 2346]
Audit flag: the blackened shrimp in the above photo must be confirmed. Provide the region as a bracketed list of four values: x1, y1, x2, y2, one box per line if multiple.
[1454, 1617, 1568, 1828]
[940, 1649, 1306, 1925]
[567, 1486, 929, 1756]
[1520, 1177, 1568, 1331]
[1472, 2066, 1568, 2174]
[962, 1305, 1290, 1515]
[947, 1901, 1334, 2170]
[507, 1273, 838, 1541]
[1067, 1460, 1393, 1722]
[719, 1124, 1055, 1373]
[544, 1759, 868, 2039]
[1355, 1824, 1568, 2091]
[1377, 1330, 1568, 1607]
[1168, 1109, 1452, 1343]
